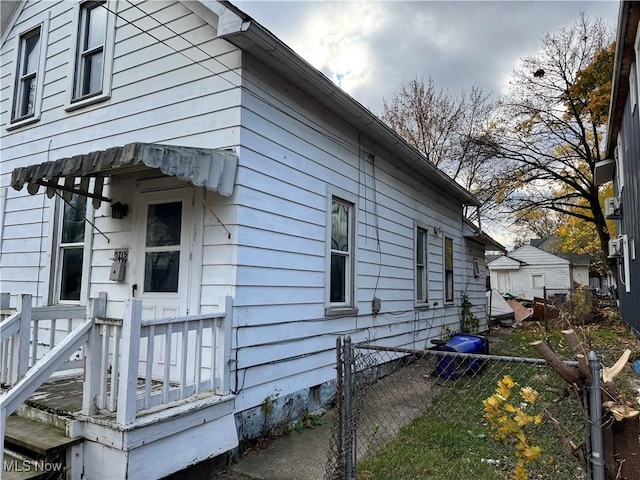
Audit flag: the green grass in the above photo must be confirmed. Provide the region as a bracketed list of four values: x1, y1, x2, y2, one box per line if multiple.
[355, 327, 596, 480]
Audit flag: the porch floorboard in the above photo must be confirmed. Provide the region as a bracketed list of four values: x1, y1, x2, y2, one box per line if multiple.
[22, 373, 179, 417]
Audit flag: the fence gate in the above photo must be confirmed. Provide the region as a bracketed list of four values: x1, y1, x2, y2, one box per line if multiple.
[325, 336, 604, 480]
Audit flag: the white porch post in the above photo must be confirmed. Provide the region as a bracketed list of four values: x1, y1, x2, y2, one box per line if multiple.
[0, 404, 6, 479]
[116, 299, 143, 425]
[14, 294, 31, 383]
[82, 293, 107, 415]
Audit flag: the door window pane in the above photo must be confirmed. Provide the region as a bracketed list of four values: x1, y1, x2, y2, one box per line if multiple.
[144, 252, 180, 292]
[146, 202, 182, 247]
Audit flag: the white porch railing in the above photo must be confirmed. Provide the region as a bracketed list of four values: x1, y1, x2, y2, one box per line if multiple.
[0, 294, 233, 480]
[1, 293, 233, 469]
[82, 297, 233, 425]
[0, 295, 92, 387]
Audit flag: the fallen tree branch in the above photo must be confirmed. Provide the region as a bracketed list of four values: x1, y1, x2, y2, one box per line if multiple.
[531, 340, 582, 385]
[575, 354, 593, 384]
[602, 349, 631, 384]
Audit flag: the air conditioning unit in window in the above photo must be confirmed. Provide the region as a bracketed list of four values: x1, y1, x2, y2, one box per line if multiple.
[605, 197, 622, 219]
[608, 237, 624, 258]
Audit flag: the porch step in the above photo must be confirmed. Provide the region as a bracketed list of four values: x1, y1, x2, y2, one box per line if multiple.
[4, 415, 80, 458]
[3, 415, 80, 479]
[2, 449, 50, 480]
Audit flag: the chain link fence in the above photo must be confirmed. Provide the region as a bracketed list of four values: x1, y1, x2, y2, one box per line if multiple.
[326, 336, 603, 480]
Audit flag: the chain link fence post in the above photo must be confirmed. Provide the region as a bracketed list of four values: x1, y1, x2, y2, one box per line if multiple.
[343, 335, 356, 480]
[588, 351, 605, 480]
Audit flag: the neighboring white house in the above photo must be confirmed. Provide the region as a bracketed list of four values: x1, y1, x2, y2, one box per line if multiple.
[0, 1, 495, 478]
[488, 245, 574, 299]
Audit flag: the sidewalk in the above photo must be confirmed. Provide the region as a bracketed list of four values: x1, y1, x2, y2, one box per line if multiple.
[215, 409, 334, 480]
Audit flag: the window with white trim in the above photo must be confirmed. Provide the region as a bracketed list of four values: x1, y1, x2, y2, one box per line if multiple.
[67, 0, 115, 109]
[327, 193, 356, 313]
[9, 13, 49, 128]
[55, 194, 88, 302]
[13, 28, 41, 120]
[74, 1, 107, 99]
[444, 236, 454, 303]
[415, 226, 428, 304]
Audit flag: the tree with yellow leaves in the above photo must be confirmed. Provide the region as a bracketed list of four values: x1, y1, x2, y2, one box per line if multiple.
[482, 14, 615, 264]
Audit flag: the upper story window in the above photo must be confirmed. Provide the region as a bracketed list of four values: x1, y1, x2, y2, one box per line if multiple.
[415, 226, 428, 305]
[67, 1, 115, 110]
[326, 188, 358, 316]
[74, 1, 108, 100]
[8, 13, 50, 129]
[444, 236, 454, 303]
[13, 28, 41, 120]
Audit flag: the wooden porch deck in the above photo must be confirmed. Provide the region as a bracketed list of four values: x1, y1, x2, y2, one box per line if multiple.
[17, 373, 178, 418]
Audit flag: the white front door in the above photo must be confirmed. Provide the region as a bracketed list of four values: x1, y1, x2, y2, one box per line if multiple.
[134, 188, 194, 320]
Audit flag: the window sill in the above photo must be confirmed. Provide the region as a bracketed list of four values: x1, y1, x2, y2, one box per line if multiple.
[6, 115, 40, 131]
[414, 303, 430, 311]
[325, 307, 359, 318]
[65, 92, 111, 112]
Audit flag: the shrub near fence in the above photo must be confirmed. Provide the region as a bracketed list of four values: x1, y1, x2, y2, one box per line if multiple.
[326, 337, 596, 480]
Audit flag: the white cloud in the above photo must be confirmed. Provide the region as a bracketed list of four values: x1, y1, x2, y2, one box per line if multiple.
[285, 2, 386, 94]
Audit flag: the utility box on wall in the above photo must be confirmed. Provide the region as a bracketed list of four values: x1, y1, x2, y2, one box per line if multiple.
[110, 249, 129, 282]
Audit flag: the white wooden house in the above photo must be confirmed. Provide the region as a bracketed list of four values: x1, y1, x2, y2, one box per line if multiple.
[0, 1, 494, 478]
[487, 244, 574, 299]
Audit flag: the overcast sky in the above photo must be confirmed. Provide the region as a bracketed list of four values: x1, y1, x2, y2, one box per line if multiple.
[234, 0, 620, 116]
[232, 0, 620, 244]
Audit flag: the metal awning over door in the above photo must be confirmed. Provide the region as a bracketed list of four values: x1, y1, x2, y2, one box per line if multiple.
[11, 143, 238, 208]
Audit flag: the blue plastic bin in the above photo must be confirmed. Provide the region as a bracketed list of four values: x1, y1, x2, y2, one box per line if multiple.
[432, 334, 488, 379]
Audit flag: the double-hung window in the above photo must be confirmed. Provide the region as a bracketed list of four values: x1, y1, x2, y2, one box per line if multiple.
[13, 28, 41, 120]
[67, 0, 114, 109]
[326, 191, 357, 314]
[415, 226, 428, 305]
[444, 237, 454, 303]
[9, 13, 49, 128]
[56, 194, 88, 302]
[74, 1, 107, 99]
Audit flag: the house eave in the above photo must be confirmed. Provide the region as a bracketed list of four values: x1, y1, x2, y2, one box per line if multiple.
[216, 2, 481, 207]
[606, 1, 640, 158]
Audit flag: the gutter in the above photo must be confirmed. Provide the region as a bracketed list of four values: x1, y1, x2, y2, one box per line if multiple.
[216, 1, 481, 207]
